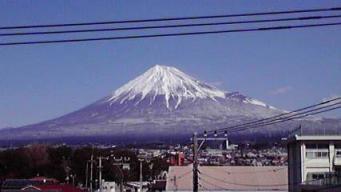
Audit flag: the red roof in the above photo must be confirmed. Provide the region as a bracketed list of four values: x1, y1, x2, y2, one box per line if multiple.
[23, 184, 84, 192]
[30, 177, 59, 184]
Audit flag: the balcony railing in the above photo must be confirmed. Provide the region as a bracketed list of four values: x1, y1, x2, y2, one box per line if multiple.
[303, 173, 341, 186]
[289, 126, 341, 138]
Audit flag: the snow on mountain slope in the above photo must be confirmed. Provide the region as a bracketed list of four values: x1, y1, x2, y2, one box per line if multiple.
[108, 65, 226, 109]
[0, 65, 290, 143]
[107, 65, 275, 110]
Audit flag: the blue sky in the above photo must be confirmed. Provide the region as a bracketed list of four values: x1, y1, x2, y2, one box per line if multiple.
[0, 1, 340, 128]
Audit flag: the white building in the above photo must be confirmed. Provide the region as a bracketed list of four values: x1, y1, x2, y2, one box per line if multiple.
[102, 181, 119, 192]
[287, 134, 341, 192]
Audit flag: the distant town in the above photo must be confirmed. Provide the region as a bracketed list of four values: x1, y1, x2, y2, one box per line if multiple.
[0, 139, 288, 192]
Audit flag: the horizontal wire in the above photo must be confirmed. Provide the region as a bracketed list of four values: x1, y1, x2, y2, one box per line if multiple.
[225, 101, 341, 133]
[1, 14, 340, 37]
[1, 6, 340, 30]
[1, 22, 341, 46]
[207, 97, 341, 134]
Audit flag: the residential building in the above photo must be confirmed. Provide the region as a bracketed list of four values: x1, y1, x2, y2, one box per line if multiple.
[287, 132, 341, 192]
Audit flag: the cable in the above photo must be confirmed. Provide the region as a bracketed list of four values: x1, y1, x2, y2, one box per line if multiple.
[198, 183, 211, 192]
[169, 170, 192, 181]
[1, 6, 340, 30]
[228, 104, 341, 134]
[1, 22, 341, 46]
[200, 172, 288, 187]
[213, 166, 287, 174]
[2, 14, 341, 37]
[199, 171, 327, 188]
[206, 97, 341, 134]
[198, 176, 229, 190]
[226, 101, 341, 134]
[207, 97, 341, 134]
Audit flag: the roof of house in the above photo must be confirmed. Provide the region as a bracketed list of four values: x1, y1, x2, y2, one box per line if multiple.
[21, 184, 84, 192]
[291, 135, 341, 142]
[30, 177, 59, 184]
[166, 165, 288, 191]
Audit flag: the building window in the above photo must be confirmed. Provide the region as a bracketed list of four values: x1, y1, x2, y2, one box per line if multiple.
[306, 144, 329, 159]
[336, 150, 341, 158]
[306, 144, 329, 149]
[306, 172, 332, 181]
[306, 151, 329, 159]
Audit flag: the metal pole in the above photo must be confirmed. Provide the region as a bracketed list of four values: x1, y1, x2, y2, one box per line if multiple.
[193, 132, 198, 192]
[119, 167, 123, 192]
[139, 160, 143, 192]
[85, 161, 89, 189]
[99, 157, 102, 192]
[90, 153, 94, 192]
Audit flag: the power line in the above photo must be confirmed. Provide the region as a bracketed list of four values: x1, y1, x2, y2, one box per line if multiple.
[227, 104, 341, 134]
[198, 176, 229, 191]
[1, 6, 340, 30]
[169, 170, 192, 181]
[200, 172, 288, 187]
[199, 171, 327, 188]
[213, 167, 287, 175]
[206, 97, 341, 134]
[225, 101, 341, 134]
[2, 14, 341, 37]
[1, 22, 341, 46]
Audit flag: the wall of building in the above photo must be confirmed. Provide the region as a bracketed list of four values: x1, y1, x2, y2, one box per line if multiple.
[288, 137, 341, 192]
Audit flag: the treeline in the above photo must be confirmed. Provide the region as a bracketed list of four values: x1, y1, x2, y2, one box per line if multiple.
[0, 145, 168, 186]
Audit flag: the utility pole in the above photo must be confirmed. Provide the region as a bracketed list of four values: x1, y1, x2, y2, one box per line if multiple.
[90, 151, 94, 192]
[98, 157, 103, 192]
[112, 156, 131, 192]
[193, 132, 198, 192]
[85, 161, 89, 189]
[192, 130, 229, 192]
[139, 160, 143, 192]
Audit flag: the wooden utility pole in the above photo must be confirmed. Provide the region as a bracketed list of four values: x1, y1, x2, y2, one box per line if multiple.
[139, 160, 143, 192]
[193, 132, 198, 192]
[85, 161, 89, 189]
[98, 157, 103, 192]
[192, 130, 229, 191]
[90, 151, 94, 192]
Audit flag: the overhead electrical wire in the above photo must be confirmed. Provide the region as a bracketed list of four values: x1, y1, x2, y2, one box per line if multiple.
[205, 97, 341, 134]
[198, 176, 229, 191]
[1, 14, 340, 37]
[199, 172, 288, 187]
[212, 167, 287, 175]
[1, 6, 340, 30]
[224, 103, 341, 134]
[1, 22, 341, 46]
[208, 97, 341, 133]
[199, 172, 327, 188]
[169, 170, 192, 181]
[225, 101, 341, 134]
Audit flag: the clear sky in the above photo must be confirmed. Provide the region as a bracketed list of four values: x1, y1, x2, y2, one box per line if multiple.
[0, 1, 340, 128]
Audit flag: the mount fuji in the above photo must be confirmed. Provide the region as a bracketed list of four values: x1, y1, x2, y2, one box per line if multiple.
[1, 65, 338, 144]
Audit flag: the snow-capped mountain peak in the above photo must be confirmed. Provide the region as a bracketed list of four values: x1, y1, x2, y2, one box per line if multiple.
[108, 65, 226, 108]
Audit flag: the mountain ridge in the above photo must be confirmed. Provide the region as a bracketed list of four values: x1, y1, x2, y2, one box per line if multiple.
[1, 65, 338, 144]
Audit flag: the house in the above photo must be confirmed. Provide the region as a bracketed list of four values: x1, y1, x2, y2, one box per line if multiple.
[21, 184, 84, 192]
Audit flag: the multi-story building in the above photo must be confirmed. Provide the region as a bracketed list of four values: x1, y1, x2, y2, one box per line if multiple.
[287, 132, 341, 192]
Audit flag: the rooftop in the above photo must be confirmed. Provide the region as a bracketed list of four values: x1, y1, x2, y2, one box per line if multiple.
[287, 125, 341, 142]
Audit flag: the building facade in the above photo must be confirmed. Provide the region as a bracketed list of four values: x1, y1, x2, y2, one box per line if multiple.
[287, 135, 341, 192]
